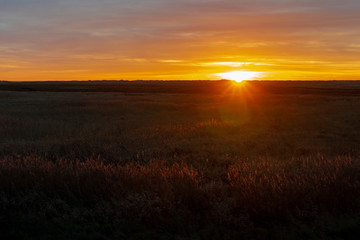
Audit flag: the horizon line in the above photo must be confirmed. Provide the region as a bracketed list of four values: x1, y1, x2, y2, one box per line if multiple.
[2, 79, 360, 83]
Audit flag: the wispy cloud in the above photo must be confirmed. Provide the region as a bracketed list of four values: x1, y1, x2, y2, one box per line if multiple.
[1, 0, 360, 80]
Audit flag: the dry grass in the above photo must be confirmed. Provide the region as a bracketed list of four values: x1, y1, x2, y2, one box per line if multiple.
[1, 81, 360, 239]
[1, 153, 360, 239]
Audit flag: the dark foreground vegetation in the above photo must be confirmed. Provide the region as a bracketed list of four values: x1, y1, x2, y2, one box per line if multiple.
[1, 80, 360, 239]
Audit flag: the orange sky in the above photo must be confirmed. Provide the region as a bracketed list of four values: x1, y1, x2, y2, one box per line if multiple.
[1, 0, 360, 81]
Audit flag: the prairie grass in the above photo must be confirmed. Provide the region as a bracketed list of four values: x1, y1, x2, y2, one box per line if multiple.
[0, 81, 360, 239]
[1, 154, 360, 239]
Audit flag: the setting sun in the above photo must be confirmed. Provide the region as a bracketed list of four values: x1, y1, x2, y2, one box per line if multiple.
[216, 71, 260, 82]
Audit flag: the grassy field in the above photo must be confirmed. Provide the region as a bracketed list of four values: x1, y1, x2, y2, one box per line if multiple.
[1, 80, 360, 239]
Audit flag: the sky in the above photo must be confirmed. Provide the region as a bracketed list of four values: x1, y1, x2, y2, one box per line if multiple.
[1, 0, 360, 81]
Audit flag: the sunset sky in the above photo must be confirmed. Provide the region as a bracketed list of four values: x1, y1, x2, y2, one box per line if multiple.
[1, 0, 360, 81]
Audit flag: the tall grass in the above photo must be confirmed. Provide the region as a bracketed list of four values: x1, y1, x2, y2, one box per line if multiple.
[1, 153, 360, 239]
[1, 82, 360, 239]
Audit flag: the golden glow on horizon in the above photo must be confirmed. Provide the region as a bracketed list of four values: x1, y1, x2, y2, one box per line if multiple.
[216, 71, 260, 82]
[4, 57, 360, 81]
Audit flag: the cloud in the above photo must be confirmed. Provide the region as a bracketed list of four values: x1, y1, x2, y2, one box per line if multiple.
[1, 0, 360, 80]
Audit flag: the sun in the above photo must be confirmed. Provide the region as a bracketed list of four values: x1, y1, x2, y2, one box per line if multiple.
[216, 71, 259, 82]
